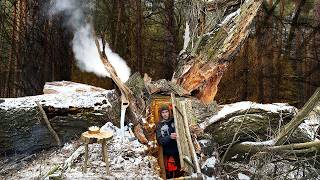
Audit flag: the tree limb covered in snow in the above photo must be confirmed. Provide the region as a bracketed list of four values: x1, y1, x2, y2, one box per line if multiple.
[227, 140, 320, 159]
[201, 102, 297, 145]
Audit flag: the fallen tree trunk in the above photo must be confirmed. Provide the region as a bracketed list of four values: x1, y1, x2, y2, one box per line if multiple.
[201, 102, 299, 145]
[229, 140, 320, 157]
[0, 82, 120, 154]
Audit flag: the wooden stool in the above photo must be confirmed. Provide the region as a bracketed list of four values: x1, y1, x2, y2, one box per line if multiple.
[81, 126, 113, 174]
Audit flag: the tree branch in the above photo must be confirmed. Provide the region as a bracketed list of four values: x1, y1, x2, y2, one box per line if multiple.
[35, 101, 61, 146]
[274, 87, 320, 145]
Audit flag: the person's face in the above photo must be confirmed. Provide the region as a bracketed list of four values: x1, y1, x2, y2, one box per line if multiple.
[160, 109, 170, 120]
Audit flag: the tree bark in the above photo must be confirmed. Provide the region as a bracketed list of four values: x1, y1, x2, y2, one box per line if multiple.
[135, 0, 143, 73]
[164, 0, 178, 79]
[5, 2, 17, 97]
[113, 0, 123, 51]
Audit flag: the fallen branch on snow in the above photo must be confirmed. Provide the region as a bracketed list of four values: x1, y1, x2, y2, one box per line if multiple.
[42, 145, 85, 179]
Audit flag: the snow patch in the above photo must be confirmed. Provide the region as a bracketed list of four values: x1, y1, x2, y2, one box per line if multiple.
[238, 173, 250, 180]
[220, 9, 240, 26]
[241, 139, 275, 146]
[202, 157, 217, 169]
[44, 81, 107, 94]
[205, 176, 216, 180]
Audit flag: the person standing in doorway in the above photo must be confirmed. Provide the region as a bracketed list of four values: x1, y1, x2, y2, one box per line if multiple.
[156, 104, 181, 178]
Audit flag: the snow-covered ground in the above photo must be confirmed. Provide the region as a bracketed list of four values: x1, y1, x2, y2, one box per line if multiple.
[298, 110, 320, 140]
[1, 123, 161, 179]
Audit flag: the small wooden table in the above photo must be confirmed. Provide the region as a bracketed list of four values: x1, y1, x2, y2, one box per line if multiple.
[81, 127, 113, 174]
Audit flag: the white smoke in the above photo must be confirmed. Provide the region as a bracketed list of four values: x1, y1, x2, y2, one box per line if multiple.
[104, 43, 131, 84]
[49, 0, 131, 82]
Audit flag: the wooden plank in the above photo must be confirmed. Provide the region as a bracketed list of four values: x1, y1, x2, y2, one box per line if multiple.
[181, 101, 201, 173]
[158, 147, 167, 180]
[185, 99, 196, 125]
[171, 94, 193, 174]
[185, 99, 202, 153]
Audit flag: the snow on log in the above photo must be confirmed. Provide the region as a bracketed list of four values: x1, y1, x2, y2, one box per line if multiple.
[43, 81, 108, 94]
[200, 102, 300, 145]
[0, 81, 121, 154]
[200, 101, 297, 129]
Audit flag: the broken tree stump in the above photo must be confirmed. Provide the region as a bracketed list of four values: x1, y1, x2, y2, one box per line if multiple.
[173, 0, 264, 104]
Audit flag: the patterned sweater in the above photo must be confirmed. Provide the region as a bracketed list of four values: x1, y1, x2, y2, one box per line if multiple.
[156, 118, 179, 156]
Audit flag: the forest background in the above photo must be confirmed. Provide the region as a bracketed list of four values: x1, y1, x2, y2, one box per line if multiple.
[1, 0, 320, 108]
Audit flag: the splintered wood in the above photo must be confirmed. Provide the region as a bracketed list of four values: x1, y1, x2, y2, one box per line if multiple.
[171, 94, 200, 174]
[175, 0, 264, 104]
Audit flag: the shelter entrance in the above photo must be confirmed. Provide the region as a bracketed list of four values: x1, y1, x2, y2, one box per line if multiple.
[148, 95, 202, 179]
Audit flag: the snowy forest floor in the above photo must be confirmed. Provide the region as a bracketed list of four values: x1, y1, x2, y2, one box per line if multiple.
[0, 123, 161, 180]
